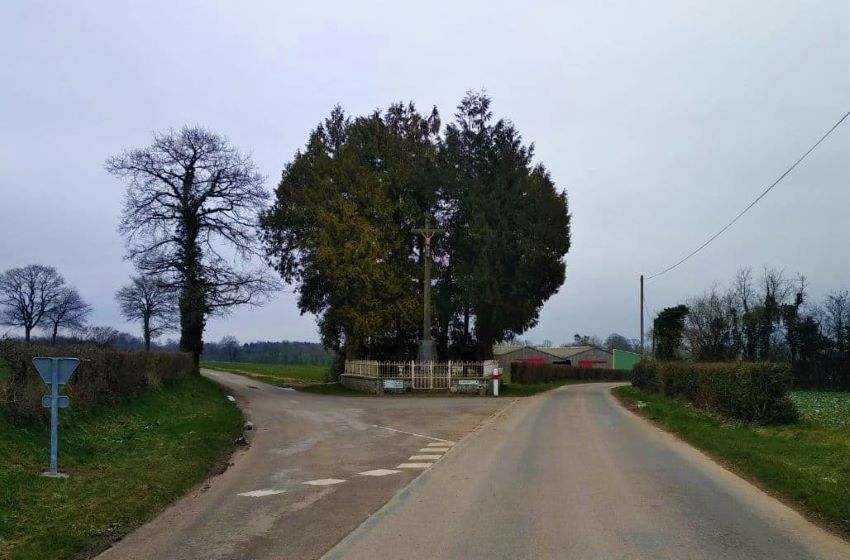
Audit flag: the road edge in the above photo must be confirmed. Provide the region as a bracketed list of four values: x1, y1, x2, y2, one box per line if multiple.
[611, 385, 850, 544]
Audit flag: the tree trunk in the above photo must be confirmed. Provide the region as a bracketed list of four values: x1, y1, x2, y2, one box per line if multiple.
[51, 323, 58, 345]
[143, 314, 151, 351]
[24, 326, 31, 343]
[178, 210, 205, 371]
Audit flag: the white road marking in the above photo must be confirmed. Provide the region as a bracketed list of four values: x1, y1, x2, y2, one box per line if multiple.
[419, 448, 449, 453]
[372, 425, 454, 444]
[397, 463, 434, 469]
[238, 489, 284, 497]
[303, 478, 347, 486]
[426, 442, 453, 447]
[358, 469, 402, 477]
[409, 455, 443, 460]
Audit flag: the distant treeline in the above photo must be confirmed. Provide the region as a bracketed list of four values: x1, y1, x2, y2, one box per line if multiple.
[201, 337, 333, 366]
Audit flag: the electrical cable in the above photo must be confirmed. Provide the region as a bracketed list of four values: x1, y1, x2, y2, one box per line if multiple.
[647, 110, 850, 280]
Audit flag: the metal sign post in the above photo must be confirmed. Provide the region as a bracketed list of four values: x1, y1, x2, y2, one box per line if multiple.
[32, 357, 80, 478]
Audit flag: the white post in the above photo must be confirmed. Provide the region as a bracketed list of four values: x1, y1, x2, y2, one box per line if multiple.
[493, 367, 500, 397]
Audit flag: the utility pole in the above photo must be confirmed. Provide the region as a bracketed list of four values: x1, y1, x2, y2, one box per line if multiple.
[413, 215, 444, 362]
[640, 274, 645, 356]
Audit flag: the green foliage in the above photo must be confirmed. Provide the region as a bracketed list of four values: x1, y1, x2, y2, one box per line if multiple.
[262, 92, 571, 361]
[616, 386, 850, 536]
[653, 304, 689, 360]
[0, 341, 195, 421]
[510, 362, 629, 384]
[436, 92, 571, 358]
[0, 375, 241, 560]
[631, 360, 798, 424]
[262, 104, 438, 359]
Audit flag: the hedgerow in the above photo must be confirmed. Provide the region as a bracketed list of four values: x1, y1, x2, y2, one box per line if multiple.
[631, 360, 798, 424]
[0, 340, 195, 420]
[510, 362, 630, 384]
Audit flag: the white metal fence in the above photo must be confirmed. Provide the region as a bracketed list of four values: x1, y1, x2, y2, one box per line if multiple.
[344, 360, 495, 390]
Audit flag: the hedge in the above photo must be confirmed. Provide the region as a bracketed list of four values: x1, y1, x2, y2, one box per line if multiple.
[510, 362, 631, 384]
[631, 360, 798, 424]
[0, 340, 195, 420]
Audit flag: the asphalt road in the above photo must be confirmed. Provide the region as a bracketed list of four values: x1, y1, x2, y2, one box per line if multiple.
[96, 370, 509, 560]
[325, 382, 850, 560]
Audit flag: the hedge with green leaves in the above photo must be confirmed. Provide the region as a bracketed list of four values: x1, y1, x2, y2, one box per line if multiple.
[510, 362, 630, 384]
[631, 360, 798, 424]
[0, 340, 195, 420]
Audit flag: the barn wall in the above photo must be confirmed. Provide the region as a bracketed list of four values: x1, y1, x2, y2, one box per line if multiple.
[568, 348, 614, 368]
[496, 347, 555, 372]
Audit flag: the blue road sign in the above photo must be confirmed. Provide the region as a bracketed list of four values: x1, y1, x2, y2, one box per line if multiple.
[33, 357, 79, 386]
[32, 357, 79, 478]
[42, 395, 70, 408]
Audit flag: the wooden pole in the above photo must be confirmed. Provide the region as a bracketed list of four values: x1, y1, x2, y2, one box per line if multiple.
[640, 274, 645, 356]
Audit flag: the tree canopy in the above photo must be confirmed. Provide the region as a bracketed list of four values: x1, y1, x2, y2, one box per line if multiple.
[262, 92, 571, 362]
[106, 127, 274, 364]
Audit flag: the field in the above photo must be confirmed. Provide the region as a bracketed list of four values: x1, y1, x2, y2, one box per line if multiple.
[201, 361, 330, 385]
[0, 375, 242, 560]
[615, 386, 850, 536]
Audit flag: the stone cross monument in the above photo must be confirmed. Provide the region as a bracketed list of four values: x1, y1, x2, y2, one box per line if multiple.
[413, 216, 444, 361]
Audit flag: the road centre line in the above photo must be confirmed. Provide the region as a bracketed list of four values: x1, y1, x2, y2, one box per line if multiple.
[358, 469, 402, 477]
[238, 489, 285, 497]
[372, 424, 455, 444]
[303, 479, 346, 486]
[419, 448, 449, 453]
[409, 455, 442, 460]
[397, 463, 434, 469]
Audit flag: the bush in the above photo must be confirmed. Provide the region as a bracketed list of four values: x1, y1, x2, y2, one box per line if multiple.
[0, 340, 195, 420]
[510, 362, 631, 384]
[632, 360, 798, 424]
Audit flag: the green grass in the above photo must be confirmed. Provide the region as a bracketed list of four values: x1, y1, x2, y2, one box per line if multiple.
[614, 386, 850, 536]
[0, 362, 9, 385]
[0, 375, 243, 560]
[201, 361, 330, 385]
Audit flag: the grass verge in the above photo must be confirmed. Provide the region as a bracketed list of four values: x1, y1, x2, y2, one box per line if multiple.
[614, 385, 850, 537]
[0, 375, 243, 560]
[201, 361, 330, 385]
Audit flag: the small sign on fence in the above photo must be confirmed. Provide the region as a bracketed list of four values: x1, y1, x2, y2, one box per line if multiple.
[458, 380, 480, 387]
[383, 379, 404, 390]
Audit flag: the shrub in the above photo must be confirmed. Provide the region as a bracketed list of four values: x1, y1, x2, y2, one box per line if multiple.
[510, 362, 631, 384]
[632, 360, 798, 425]
[0, 340, 195, 420]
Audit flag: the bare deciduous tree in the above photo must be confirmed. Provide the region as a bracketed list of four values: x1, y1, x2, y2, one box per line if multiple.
[116, 275, 177, 351]
[824, 290, 849, 350]
[683, 287, 738, 361]
[0, 265, 66, 342]
[42, 287, 92, 344]
[84, 325, 120, 348]
[106, 127, 275, 365]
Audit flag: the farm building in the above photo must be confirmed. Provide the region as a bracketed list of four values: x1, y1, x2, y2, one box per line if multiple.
[493, 345, 614, 372]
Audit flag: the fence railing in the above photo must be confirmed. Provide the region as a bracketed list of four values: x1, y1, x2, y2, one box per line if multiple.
[344, 360, 496, 390]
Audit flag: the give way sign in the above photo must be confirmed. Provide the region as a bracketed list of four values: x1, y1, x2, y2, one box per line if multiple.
[32, 357, 80, 387]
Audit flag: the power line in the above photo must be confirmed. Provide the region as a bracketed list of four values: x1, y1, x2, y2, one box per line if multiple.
[647, 109, 850, 280]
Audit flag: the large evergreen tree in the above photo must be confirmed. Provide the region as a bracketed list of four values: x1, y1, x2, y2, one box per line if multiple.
[262, 93, 571, 362]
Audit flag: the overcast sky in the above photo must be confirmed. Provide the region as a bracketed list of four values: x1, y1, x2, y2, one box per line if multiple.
[1, 0, 848, 346]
